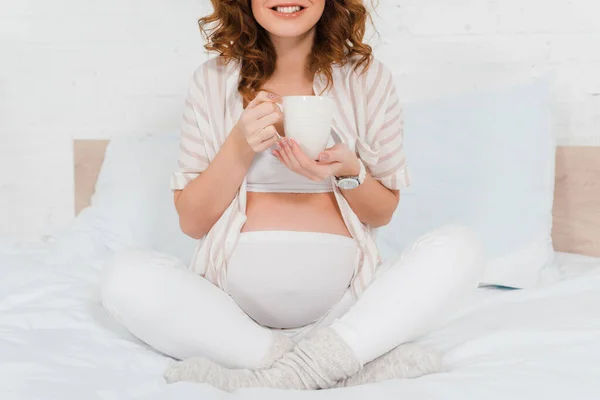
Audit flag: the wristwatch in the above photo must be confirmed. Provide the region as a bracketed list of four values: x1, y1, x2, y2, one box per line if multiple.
[334, 159, 366, 190]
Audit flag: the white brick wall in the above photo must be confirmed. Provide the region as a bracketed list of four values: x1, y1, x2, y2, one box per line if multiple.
[1, 0, 600, 242]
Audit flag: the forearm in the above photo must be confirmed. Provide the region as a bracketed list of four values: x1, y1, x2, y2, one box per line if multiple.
[340, 173, 399, 228]
[174, 126, 255, 238]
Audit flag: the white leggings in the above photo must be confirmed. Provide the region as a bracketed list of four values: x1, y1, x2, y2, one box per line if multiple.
[101, 225, 484, 368]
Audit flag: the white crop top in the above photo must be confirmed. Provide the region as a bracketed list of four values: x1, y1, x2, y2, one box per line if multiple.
[246, 147, 334, 193]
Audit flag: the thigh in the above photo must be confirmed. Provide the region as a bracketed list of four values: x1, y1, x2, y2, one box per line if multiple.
[100, 248, 273, 368]
[332, 225, 485, 363]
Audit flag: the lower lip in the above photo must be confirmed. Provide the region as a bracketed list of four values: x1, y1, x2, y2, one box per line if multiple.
[269, 7, 306, 18]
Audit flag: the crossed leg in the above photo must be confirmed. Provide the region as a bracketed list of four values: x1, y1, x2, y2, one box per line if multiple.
[163, 224, 485, 391]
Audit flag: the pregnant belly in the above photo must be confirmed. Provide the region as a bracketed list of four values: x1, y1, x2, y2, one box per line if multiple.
[227, 231, 358, 328]
[242, 192, 351, 237]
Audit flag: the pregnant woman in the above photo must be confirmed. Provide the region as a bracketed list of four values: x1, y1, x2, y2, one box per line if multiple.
[101, 0, 485, 391]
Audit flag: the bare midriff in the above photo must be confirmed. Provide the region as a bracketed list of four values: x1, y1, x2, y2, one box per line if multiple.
[242, 192, 351, 238]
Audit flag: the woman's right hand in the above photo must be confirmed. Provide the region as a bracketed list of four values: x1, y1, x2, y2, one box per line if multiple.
[236, 91, 283, 153]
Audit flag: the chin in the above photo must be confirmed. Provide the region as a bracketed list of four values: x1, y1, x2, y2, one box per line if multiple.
[253, 1, 326, 39]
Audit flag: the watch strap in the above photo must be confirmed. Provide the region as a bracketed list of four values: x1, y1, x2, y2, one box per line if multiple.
[334, 159, 366, 189]
[357, 159, 366, 184]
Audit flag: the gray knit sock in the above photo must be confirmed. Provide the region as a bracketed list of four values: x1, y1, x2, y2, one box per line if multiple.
[164, 327, 362, 391]
[164, 331, 293, 383]
[258, 331, 295, 368]
[333, 342, 443, 388]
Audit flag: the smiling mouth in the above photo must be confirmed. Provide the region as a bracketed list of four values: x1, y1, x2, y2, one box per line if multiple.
[270, 5, 306, 14]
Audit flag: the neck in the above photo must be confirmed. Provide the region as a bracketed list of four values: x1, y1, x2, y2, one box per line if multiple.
[270, 28, 315, 81]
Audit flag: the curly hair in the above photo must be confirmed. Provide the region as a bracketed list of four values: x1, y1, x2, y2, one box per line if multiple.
[198, 0, 375, 103]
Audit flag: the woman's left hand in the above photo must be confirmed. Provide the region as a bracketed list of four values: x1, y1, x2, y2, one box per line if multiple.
[272, 138, 360, 182]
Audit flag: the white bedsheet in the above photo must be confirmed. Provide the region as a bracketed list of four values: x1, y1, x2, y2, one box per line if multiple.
[1, 242, 599, 399]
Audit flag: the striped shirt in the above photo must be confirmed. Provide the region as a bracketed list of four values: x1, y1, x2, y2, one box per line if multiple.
[170, 56, 411, 298]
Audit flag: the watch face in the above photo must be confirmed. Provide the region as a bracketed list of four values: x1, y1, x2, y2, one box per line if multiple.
[338, 178, 359, 190]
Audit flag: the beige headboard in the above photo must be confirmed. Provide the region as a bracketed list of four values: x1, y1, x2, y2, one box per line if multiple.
[552, 147, 600, 257]
[73, 140, 109, 215]
[73, 140, 600, 257]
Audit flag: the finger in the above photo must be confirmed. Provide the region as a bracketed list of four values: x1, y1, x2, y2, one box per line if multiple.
[314, 159, 336, 166]
[291, 140, 335, 181]
[256, 125, 281, 142]
[282, 139, 303, 171]
[288, 139, 325, 178]
[247, 101, 282, 122]
[271, 149, 283, 160]
[277, 140, 321, 180]
[247, 125, 276, 150]
[285, 140, 323, 181]
[256, 133, 279, 153]
[246, 91, 280, 109]
[256, 110, 283, 134]
[317, 146, 345, 163]
[288, 139, 314, 168]
[250, 131, 278, 153]
[277, 139, 293, 167]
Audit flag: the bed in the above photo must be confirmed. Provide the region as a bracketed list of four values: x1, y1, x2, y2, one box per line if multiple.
[1, 143, 599, 399]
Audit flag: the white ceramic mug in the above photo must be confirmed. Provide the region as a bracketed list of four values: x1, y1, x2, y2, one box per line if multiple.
[276, 96, 334, 160]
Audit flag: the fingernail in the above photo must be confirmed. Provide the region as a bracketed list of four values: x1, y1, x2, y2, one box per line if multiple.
[281, 138, 288, 147]
[289, 139, 295, 148]
[276, 142, 282, 150]
[319, 154, 329, 162]
[268, 93, 279, 99]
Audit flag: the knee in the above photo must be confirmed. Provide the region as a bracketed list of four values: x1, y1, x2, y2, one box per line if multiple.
[412, 224, 485, 274]
[101, 249, 144, 314]
[101, 248, 178, 316]
[430, 224, 481, 250]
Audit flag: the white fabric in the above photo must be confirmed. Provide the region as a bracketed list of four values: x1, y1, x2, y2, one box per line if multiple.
[99, 225, 484, 369]
[378, 79, 556, 289]
[2, 236, 600, 399]
[227, 231, 356, 328]
[83, 133, 198, 265]
[246, 148, 334, 193]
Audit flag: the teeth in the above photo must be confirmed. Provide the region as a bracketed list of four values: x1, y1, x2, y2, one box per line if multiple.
[276, 5, 302, 14]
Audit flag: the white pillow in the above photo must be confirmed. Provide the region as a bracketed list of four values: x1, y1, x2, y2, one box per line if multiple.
[377, 79, 556, 289]
[90, 133, 198, 265]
